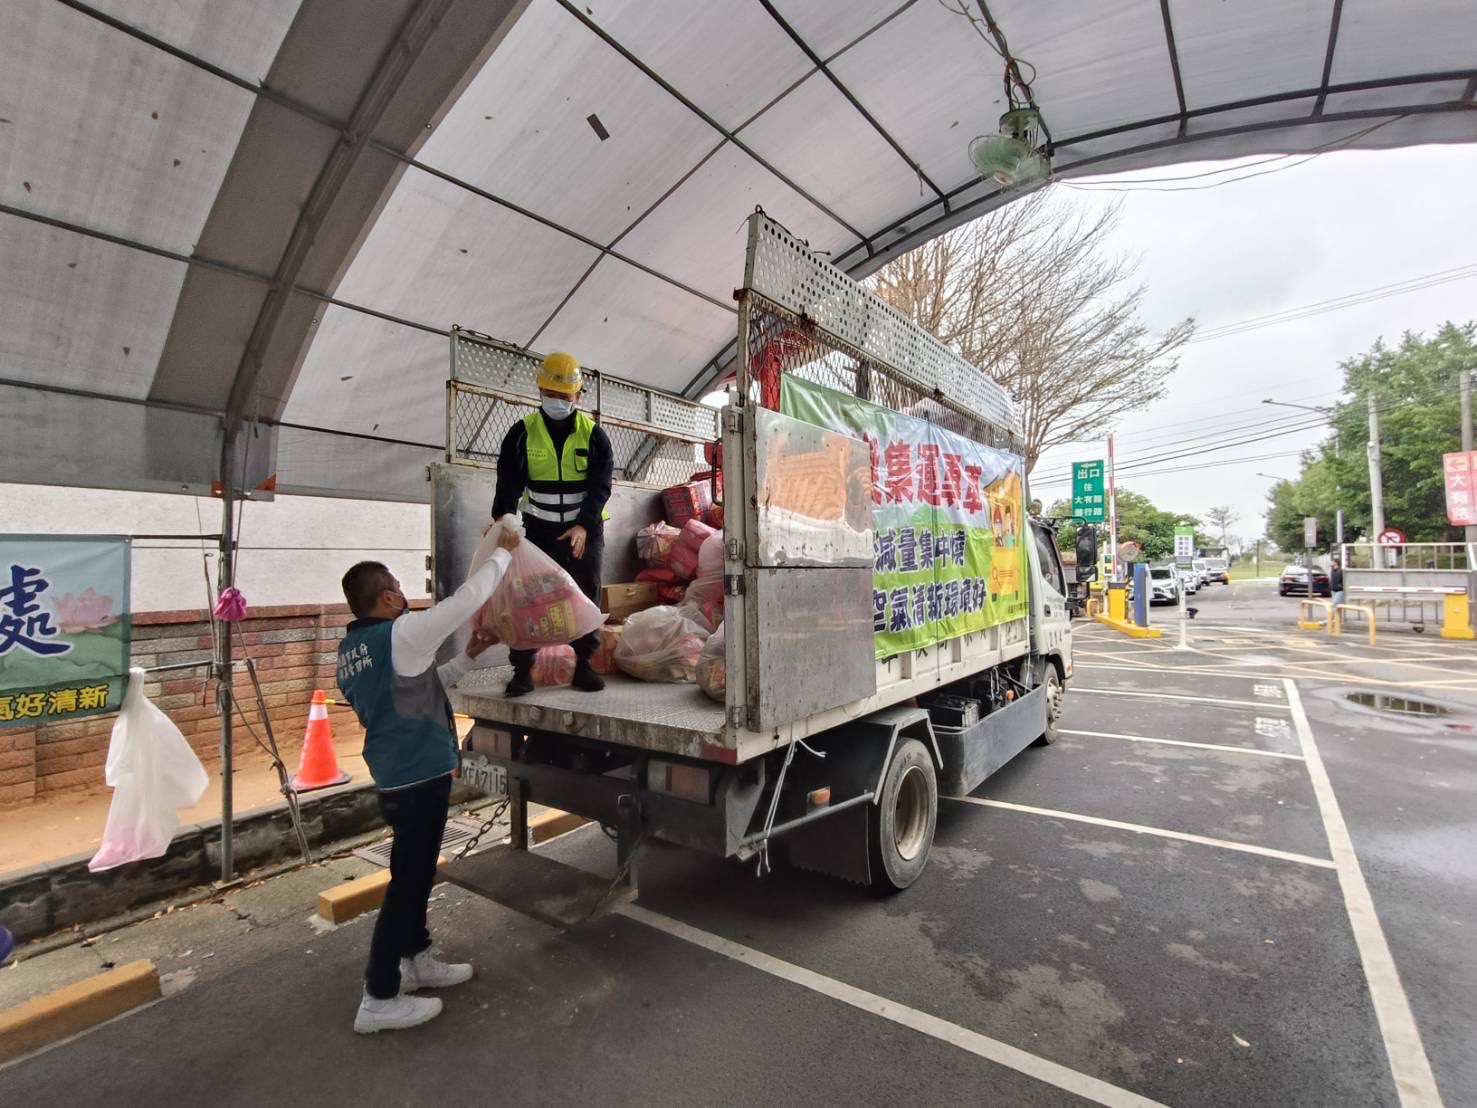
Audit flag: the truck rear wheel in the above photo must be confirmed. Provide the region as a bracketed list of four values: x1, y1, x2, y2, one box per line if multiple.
[870, 738, 936, 893]
[1035, 665, 1063, 746]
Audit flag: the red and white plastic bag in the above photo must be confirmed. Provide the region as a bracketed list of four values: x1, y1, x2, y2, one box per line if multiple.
[614, 606, 710, 683]
[468, 515, 605, 650]
[678, 533, 725, 633]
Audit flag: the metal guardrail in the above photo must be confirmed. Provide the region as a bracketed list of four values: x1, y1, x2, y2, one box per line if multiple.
[1340, 541, 1476, 630]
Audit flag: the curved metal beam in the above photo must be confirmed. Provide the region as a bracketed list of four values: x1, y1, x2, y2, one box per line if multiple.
[224, 0, 458, 426]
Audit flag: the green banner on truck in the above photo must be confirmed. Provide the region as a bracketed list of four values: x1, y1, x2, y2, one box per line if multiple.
[780, 377, 1028, 659]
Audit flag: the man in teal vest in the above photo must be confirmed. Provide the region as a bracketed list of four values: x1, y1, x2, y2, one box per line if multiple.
[336, 524, 517, 1033]
[492, 351, 614, 697]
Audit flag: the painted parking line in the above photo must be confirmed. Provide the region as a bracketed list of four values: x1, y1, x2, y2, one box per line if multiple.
[619, 903, 1168, 1108]
[1061, 728, 1304, 761]
[1283, 679, 1443, 1108]
[948, 796, 1335, 870]
[1072, 687, 1291, 712]
[1075, 653, 1448, 690]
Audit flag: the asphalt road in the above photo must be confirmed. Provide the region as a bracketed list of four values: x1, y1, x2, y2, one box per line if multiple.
[5, 596, 1475, 1106]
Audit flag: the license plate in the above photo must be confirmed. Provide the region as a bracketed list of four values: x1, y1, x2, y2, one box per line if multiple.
[460, 752, 507, 798]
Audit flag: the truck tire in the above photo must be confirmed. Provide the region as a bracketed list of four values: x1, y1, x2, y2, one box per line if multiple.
[869, 738, 936, 893]
[1034, 665, 1063, 746]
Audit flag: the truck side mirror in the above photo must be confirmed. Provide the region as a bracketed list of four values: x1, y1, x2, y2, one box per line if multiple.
[1075, 527, 1099, 582]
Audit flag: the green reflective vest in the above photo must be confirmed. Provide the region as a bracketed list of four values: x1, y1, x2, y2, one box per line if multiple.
[521, 410, 606, 524]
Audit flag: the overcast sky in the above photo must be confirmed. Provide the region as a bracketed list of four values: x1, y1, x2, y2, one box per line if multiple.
[1029, 143, 1477, 547]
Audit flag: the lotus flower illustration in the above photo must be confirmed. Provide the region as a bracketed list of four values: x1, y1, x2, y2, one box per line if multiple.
[54, 588, 117, 632]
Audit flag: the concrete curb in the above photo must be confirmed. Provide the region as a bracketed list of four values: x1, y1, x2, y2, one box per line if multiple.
[0, 960, 160, 1065]
[0, 780, 483, 944]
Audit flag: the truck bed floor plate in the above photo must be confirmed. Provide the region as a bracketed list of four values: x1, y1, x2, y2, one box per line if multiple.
[438, 844, 624, 929]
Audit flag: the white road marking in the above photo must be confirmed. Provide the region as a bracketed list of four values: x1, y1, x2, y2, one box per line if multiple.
[1073, 687, 1290, 711]
[948, 796, 1335, 870]
[1254, 717, 1294, 742]
[1252, 683, 1285, 699]
[1282, 679, 1444, 1107]
[1061, 728, 1303, 761]
[1075, 662, 1285, 681]
[618, 903, 1168, 1108]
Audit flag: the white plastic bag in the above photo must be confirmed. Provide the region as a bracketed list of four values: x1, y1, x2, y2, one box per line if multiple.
[468, 514, 605, 650]
[614, 606, 709, 683]
[89, 669, 210, 873]
[697, 624, 726, 703]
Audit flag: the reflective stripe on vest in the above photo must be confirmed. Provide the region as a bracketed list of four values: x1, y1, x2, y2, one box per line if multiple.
[521, 410, 605, 524]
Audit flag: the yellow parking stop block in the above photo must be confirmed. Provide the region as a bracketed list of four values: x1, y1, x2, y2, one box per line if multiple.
[0, 960, 160, 1064]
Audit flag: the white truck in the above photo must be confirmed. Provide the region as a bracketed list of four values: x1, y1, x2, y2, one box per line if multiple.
[436, 214, 1073, 893]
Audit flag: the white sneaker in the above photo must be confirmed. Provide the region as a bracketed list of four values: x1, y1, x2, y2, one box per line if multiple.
[399, 950, 474, 991]
[353, 990, 443, 1034]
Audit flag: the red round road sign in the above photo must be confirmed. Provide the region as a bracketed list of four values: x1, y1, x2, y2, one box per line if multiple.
[1376, 528, 1407, 545]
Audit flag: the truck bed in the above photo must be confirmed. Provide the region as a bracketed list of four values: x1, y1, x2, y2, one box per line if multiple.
[453, 666, 727, 759]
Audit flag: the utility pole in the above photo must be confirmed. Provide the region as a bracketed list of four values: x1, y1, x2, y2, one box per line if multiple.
[1107, 433, 1118, 582]
[1462, 369, 1475, 547]
[1367, 396, 1385, 539]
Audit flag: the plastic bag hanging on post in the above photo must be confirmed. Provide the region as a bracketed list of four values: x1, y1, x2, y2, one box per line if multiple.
[88, 669, 210, 873]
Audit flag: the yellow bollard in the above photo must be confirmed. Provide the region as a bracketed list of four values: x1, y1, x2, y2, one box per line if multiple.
[1335, 603, 1377, 646]
[1107, 584, 1127, 623]
[1440, 593, 1476, 640]
[1297, 598, 1332, 632]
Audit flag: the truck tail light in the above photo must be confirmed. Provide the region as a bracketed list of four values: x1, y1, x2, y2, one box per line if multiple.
[647, 761, 712, 803]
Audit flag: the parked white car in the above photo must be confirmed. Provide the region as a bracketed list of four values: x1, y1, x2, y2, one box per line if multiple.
[1191, 558, 1211, 586]
[1147, 565, 1182, 605]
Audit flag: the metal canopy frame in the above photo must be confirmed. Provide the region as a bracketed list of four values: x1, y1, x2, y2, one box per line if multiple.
[3, 0, 1474, 502]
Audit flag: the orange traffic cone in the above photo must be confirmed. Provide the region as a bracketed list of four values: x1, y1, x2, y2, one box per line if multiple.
[290, 690, 351, 792]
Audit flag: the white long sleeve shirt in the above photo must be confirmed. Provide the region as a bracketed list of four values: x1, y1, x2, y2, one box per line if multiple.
[389, 547, 512, 689]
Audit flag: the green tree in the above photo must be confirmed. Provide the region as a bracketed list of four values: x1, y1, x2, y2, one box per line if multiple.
[1284, 322, 1475, 544]
[1266, 456, 1340, 551]
[1046, 487, 1198, 561]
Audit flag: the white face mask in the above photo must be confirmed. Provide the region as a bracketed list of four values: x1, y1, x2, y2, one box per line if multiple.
[541, 396, 575, 420]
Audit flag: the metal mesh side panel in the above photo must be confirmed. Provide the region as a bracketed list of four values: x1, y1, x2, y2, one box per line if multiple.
[447, 327, 718, 488]
[450, 388, 530, 463]
[449, 385, 709, 486]
[743, 214, 1020, 436]
[745, 302, 1012, 452]
[452, 330, 542, 400]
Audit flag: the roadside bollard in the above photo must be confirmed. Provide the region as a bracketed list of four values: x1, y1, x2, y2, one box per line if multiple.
[1176, 578, 1191, 650]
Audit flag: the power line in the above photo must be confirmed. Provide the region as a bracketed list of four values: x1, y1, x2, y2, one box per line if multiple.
[1057, 117, 1401, 195]
[1032, 448, 1306, 490]
[1032, 377, 1468, 486]
[1187, 264, 1477, 345]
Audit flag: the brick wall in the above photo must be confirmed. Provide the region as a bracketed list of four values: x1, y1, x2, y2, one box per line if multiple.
[0, 603, 383, 808]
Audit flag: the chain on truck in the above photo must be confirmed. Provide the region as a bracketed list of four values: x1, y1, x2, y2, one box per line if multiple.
[432, 212, 1075, 893]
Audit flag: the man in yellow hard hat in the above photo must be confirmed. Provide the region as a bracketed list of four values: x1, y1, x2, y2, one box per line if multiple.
[491, 351, 613, 696]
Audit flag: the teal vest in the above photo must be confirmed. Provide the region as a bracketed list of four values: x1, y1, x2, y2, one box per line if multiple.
[337, 619, 457, 790]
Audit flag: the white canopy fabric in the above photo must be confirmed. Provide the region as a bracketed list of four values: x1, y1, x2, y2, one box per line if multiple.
[3, 0, 1474, 500]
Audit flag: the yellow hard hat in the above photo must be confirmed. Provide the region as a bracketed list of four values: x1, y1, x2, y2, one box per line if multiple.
[536, 351, 583, 395]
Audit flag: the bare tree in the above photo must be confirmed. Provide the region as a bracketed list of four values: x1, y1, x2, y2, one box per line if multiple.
[1205, 504, 1239, 544]
[871, 192, 1194, 471]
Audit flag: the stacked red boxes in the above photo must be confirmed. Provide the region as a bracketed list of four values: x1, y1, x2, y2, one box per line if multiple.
[662, 479, 712, 527]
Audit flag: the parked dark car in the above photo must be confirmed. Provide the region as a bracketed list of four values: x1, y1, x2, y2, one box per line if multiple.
[1279, 565, 1331, 597]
